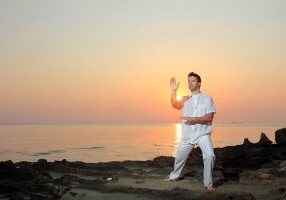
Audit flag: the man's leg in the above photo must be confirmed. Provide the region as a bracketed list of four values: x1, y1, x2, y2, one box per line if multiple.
[197, 135, 215, 187]
[169, 140, 193, 180]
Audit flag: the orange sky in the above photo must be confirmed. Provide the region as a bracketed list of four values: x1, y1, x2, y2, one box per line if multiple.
[0, 1, 285, 124]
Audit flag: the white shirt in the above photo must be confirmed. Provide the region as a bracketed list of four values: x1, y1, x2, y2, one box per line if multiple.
[181, 92, 216, 144]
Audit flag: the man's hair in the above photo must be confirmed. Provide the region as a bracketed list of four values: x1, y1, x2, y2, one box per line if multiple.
[188, 72, 201, 82]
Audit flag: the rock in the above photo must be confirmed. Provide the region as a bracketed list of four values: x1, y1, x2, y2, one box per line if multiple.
[261, 162, 275, 168]
[280, 167, 286, 171]
[61, 159, 68, 165]
[272, 160, 283, 167]
[213, 170, 224, 180]
[69, 191, 78, 197]
[15, 161, 32, 169]
[135, 178, 145, 183]
[243, 138, 253, 145]
[222, 168, 240, 181]
[33, 159, 50, 169]
[277, 187, 286, 193]
[257, 132, 273, 145]
[10, 193, 30, 200]
[54, 174, 81, 186]
[0, 160, 16, 169]
[282, 192, 286, 200]
[280, 160, 286, 168]
[153, 156, 174, 167]
[256, 173, 272, 180]
[2, 171, 69, 200]
[33, 172, 53, 184]
[275, 128, 286, 145]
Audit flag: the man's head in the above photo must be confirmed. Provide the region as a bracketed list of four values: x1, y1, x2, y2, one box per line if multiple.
[188, 72, 201, 92]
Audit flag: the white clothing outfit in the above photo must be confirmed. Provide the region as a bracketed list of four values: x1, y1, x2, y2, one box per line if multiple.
[169, 92, 216, 187]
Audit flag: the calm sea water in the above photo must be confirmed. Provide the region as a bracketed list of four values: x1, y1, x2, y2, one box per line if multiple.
[0, 123, 284, 163]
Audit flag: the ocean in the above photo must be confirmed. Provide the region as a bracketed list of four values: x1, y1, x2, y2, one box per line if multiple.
[0, 123, 284, 163]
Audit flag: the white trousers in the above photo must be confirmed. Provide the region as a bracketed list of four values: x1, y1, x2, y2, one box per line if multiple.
[169, 134, 215, 187]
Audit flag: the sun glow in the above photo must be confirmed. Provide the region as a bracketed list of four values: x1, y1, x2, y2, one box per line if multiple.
[176, 95, 182, 101]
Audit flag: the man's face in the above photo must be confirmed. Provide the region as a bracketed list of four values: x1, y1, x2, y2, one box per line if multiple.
[188, 76, 201, 91]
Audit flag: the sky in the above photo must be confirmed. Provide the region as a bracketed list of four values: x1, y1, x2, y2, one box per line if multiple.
[0, 0, 285, 124]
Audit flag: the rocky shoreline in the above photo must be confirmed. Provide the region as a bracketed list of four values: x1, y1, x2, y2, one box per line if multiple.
[1, 128, 286, 200]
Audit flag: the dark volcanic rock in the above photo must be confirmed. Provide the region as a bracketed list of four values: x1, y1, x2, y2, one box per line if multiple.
[61, 159, 68, 165]
[243, 132, 272, 146]
[9, 182, 69, 200]
[54, 174, 83, 186]
[32, 159, 50, 169]
[15, 161, 32, 169]
[33, 172, 53, 184]
[0, 160, 16, 170]
[153, 156, 174, 167]
[0, 160, 71, 199]
[222, 168, 241, 181]
[217, 132, 286, 169]
[243, 138, 254, 145]
[0, 162, 35, 180]
[282, 192, 286, 200]
[67, 161, 128, 171]
[275, 128, 286, 145]
[258, 132, 273, 145]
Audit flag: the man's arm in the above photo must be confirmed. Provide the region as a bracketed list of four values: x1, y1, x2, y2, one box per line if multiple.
[171, 91, 187, 110]
[170, 77, 187, 110]
[183, 112, 215, 125]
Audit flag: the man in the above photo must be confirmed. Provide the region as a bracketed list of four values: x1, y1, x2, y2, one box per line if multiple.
[166, 72, 216, 191]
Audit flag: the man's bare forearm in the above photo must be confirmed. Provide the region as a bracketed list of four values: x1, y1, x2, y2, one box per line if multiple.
[171, 91, 177, 107]
[171, 91, 182, 109]
[193, 116, 213, 125]
[183, 113, 214, 125]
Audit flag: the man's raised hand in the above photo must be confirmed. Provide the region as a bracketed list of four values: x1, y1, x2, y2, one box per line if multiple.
[170, 77, 180, 92]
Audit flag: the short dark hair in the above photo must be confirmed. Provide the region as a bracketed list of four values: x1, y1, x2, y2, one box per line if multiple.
[188, 72, 201, 82]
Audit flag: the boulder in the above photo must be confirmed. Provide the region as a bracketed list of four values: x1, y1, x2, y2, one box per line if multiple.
[0, 160, 16, 170]
[15, 161, 32, 169]
[243, 138, 253, 145]
[222, 168, 240, 181]
[280, 160, 286, 168]
[257, 132, 272, 145]
[275, 128, 286, 145]
[282, 192, 286, 200]
[32, 159, 50, 169]
[256, 173, 272, 180]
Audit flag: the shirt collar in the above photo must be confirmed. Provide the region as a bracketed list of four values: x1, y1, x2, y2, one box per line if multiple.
[190, 92, 202, 97]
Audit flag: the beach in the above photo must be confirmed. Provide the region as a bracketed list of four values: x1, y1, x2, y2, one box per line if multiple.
[1, 127, 286, 200]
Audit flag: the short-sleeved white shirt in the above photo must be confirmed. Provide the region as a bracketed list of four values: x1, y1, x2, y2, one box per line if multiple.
[181, 92, 216, 144]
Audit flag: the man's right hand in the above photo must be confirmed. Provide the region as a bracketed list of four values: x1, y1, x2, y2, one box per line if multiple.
[170, 77, 180, 92]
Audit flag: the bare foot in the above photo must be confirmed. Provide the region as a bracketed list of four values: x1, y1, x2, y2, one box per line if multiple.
[163, 177, 179, 182]
[206, 186, 216, 191]
[163, 177, 183, 182]
[163, 178, 172, 182]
